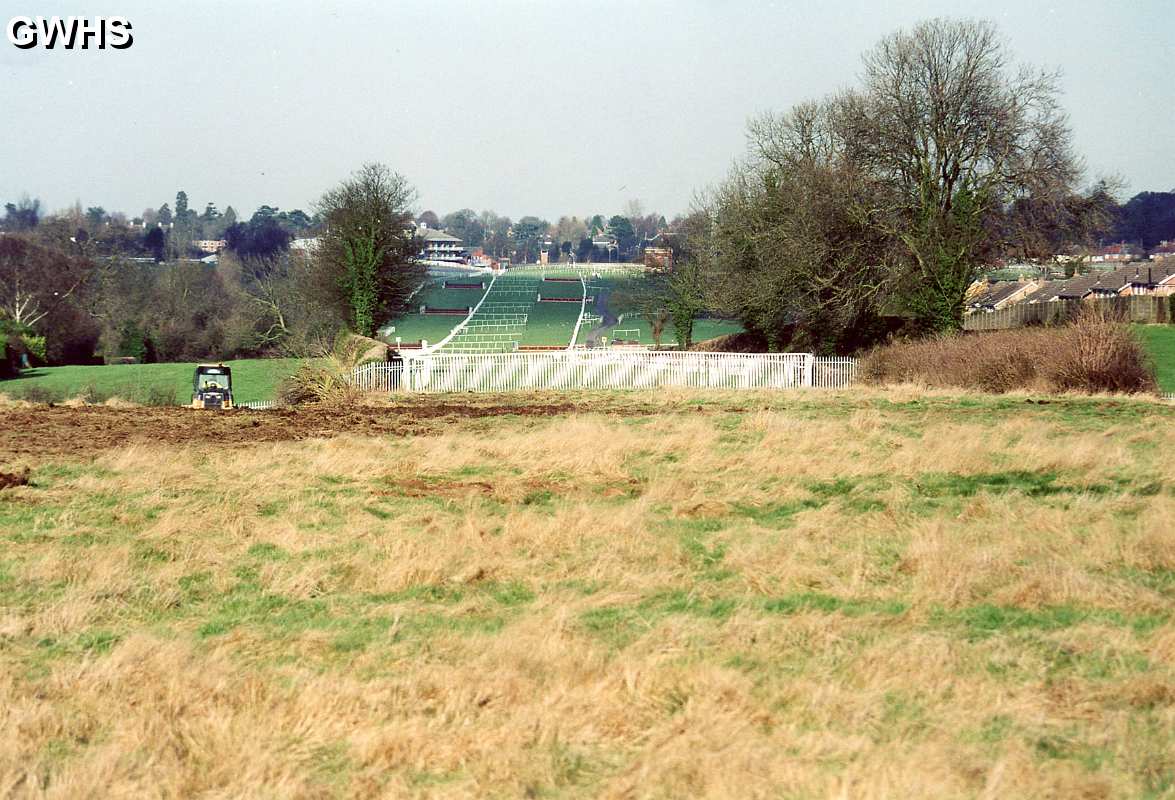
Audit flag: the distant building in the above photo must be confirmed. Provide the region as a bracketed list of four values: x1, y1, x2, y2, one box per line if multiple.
[1045, 263, 1175, 301]
[643, 247, 673, 271]
[1149, 241, 1175, 261]
[418, 226, 465, 263]
[1090, 242, 1141, 263]
[965, 278, 1042, 312]
[192, 239, 226, 254]
[290, 237, 320, 253]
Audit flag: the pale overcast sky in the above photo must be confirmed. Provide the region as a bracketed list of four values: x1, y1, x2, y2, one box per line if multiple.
[2, 0, 1172, 222]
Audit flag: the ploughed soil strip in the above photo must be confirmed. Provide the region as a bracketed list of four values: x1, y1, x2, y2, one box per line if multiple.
[0, 400, 593, 462]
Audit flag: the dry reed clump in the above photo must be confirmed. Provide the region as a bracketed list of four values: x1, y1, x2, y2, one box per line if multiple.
[277, 332, 383, 405]
[861, 310, 1158, 394]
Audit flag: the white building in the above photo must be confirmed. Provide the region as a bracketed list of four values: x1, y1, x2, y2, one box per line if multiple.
[419, 226, 465, 263]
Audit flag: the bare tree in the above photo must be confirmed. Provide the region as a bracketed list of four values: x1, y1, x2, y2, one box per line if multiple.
[854, 18, 1079, 328]
[708, 18, 1082, 347]
[0, 234, 91, 327]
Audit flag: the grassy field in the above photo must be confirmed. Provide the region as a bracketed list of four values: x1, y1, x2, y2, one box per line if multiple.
[1, 389, 1173, 797]
[608, 317, 745, 346]
[382, 279, 490, 345]
[1137, 324, 1175, 392]
[0, 358, 303, 405]
[518, 302, 581, 346]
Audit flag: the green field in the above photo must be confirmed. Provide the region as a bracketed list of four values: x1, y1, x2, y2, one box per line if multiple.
[382, 314, 467, 347]
[0, 358, 303, 405]
[517, 302, 581, 346]
[381, 279, 490, 346]
[382, 269, 743, 351]
[606, 316, 745, 346]
[1137, 324, 1175, 392]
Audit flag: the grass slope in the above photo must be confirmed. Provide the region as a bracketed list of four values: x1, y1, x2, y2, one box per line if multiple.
[608, 317, 744, 346]
[0, 358, 303, 404]
[1136, 324, 1175, 392]
[1, 389, 1173, 797]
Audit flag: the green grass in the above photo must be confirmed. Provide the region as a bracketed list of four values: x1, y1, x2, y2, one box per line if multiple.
[1, 358, 303, 405]
[518, 302, 580, 346]
[381, 313, 467, 347]
[1136, 324, 1175, 392]
[606, 316, 745, 346]
[381, 278, 491, 345]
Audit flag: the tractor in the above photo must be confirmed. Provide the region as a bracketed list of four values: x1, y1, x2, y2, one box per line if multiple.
[191, 363, 234, 409]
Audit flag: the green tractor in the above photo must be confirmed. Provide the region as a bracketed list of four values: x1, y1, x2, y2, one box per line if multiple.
[191, 363, 234, 409]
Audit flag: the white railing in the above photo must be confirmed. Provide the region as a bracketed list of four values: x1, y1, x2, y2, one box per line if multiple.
[237, 399, 282, 410]
[352, 351, 857, 393]
[568, 276, 589, 350]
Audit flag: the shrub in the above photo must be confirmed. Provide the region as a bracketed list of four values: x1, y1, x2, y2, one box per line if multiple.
[277, 333, 377, 405]
[862, 310, 1157, 395]
[17, 386, 65, 404]
[1047, 309, 1157, 393]
[142, 385, 178, 407]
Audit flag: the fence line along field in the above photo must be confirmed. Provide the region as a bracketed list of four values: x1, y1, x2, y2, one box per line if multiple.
[1, 389, 1173, 798]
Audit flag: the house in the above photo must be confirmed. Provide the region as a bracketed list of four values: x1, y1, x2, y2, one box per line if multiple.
[418, 226, 465, 263]
[591, 234, 617, 259]
[1024, 280, 1066, 303]
[643, 247, 673, 271]
[1150, 241, 1175, 261]
[1118, 263, 1175, 296]
[1048, 263, 1175, 300]
[290, 237, 320, 253]
[966, 278, 1043, 312]
[1089, 242, 1141, 263]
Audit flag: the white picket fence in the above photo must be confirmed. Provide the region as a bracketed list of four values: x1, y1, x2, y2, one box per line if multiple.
[352, 351, 857, 393]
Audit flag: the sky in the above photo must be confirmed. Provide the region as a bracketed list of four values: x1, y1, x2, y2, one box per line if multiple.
[1, 0, 1173, 223]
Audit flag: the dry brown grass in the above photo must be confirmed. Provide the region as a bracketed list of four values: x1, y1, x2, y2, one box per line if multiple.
[862, 310, 1158, 395]
[1, 390, 1173, 798]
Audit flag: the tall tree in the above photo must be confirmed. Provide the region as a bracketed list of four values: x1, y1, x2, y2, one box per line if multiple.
[0, 234, 91, 328]
[512, 216, 549, 263]
[854, 18, 1078, 330]
[224, 218, 291, 260]
[3, 197, 41, 231]
[441, 209, 485, 248]
[709, 17, 1081, 347]
[85, 207, 107, 229]
[607, 215, 636, 257]
[315, 163, 422, 337]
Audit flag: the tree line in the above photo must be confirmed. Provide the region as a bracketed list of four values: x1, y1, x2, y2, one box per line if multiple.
[5, 18, 1175, 372]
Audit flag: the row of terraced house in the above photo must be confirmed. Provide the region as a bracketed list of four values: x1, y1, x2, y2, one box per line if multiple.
[968, 242, 1175, 314]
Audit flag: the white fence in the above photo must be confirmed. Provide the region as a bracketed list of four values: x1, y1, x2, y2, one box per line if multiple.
[352, 352, 857, 393]
[237, 399, 282, 410]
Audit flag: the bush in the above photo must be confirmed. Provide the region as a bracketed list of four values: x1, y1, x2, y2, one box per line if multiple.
[277, 333, 376, 405]
[862, 310, 1158, 395]
[142, 384, 177, 407]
